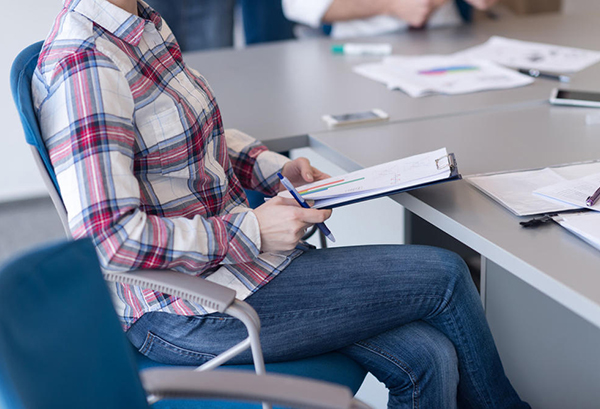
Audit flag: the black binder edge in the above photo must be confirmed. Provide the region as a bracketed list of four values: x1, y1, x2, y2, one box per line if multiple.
[320, 153, 461, 209]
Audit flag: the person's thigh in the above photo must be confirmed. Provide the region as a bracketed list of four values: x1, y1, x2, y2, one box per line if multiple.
[127, 245, 469, 365]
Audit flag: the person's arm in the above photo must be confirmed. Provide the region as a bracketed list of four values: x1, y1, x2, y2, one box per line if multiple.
[39, 49, 264, 273]
[463, 0, 498, 10]
[224, 129, 290, 196]
[283, 0, 447, 30]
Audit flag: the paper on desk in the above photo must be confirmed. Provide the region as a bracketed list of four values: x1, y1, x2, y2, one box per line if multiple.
[553, 212, 600, 251]
[353, 55, 533, 97]
[455, 36, 600, 73]
[467, 168, 579, 216]
[534, 172, 600, 211]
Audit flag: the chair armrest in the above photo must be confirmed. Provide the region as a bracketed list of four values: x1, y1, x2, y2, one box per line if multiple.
[103, 270, 236, 313]
[140, 368, 369, 409]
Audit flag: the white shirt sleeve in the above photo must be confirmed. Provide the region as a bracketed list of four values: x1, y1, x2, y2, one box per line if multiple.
[282, 0, 334, 28]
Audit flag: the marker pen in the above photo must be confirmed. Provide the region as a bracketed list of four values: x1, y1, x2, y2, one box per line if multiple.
[331, 43, 392, 56]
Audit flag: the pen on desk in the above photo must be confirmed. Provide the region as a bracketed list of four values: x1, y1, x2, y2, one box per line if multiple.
[585, 185, 600, 207]
[517, 68, 570, 83]
[276, 172, 336, 243]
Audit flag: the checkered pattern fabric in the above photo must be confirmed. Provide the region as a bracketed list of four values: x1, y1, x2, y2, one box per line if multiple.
[32, 0, 299, 329]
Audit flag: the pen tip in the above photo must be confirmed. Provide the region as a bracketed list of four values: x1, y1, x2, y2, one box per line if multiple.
[327, 233, 336, 243]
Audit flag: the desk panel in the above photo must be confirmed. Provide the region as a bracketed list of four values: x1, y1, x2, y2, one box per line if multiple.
[185, 14, 600, 141]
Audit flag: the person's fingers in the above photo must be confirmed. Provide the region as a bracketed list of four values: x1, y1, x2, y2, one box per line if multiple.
[294, 158, 314, 182]
[266, 196, 299, 207]
[296, 207, 333, 224]
[311, 167, 331, 181]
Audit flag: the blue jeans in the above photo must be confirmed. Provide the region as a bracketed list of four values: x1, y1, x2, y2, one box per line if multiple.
[144, 0, 235, 51]
[127, 245, 529, 408]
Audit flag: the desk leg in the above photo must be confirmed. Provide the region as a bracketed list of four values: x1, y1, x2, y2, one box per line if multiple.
[485, 260, 600, 408]
[480, 256, 487, 310]
[404, 211, 482, 290]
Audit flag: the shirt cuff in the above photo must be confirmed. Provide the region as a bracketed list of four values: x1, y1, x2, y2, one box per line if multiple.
[282, 0, 334, 28]
[253, 150, 291, 196]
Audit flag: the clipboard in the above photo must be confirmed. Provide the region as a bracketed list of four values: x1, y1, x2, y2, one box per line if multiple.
[279, 149, 461, 209]
[318, 153, 461, 209]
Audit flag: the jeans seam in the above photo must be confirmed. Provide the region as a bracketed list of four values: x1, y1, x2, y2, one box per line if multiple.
[446, 304, 493, 408]
[142, 331, 217, 360]
[354, 340, 420, 409]
[257, 296, 447, 320]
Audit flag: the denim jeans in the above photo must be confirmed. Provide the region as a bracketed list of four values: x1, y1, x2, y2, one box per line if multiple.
[127, 245, 529, 408]
[144, 0, 235, 51]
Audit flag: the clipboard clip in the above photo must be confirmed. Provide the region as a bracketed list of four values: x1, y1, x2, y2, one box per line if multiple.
[435, 154, 456, 171]
[520, 214, 557, 228]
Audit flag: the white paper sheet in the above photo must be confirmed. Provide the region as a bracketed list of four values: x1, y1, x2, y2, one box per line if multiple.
[467, 168, 578, 216]
[553, 212, 600, 251]
[455, 36, 600, 73]
[353, 55, 533, 98]
[534, 172, 600, 211]
[466, 161, 600, 216]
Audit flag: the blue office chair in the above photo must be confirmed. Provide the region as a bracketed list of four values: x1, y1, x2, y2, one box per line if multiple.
[0, 239, 369, 409]
[10, 41, 367, 408]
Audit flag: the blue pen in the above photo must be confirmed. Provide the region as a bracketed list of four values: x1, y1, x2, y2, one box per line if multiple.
[277, 172, 336, 243]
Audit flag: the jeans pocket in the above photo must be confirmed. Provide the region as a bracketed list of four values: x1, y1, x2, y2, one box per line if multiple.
[139, 331, 217, 366]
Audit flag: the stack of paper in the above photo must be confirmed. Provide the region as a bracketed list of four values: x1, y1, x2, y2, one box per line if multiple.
[353, 55, 533, 97]
[278, 147, 459, 209]
[455, 36, 600, 73]
[466, 161, 600, 216]
[353, 36, 600, 97]
[553, 212, 600, 251]
[534, 172, 600, 211]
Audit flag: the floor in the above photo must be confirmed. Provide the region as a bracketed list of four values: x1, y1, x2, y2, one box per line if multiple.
[0, 196, 66, 264]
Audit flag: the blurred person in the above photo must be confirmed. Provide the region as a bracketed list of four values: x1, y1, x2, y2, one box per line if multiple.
[145, 0, 295, 51]
[282, 0, 497, 38]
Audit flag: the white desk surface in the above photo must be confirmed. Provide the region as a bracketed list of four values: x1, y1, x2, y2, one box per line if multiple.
[309, 104, 600, 328]
[185, 13, 600, 143]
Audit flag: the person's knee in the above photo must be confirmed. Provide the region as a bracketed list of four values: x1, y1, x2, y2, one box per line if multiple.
[424, 246, 472, 289]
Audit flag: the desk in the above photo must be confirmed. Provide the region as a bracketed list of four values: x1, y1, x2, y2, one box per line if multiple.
[183, 11, 600, 408]
[309, 104, 600, 408]
[186, 13, 600, 144]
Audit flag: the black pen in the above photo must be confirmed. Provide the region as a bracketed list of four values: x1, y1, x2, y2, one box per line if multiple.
[518, 68, 570, 83]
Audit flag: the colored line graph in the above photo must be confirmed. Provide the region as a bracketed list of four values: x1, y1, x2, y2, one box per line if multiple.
[418, 65, 480, 76]
[299, 177, 365, 195]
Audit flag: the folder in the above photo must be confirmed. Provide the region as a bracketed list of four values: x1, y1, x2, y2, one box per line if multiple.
[279, 147, 461, 209]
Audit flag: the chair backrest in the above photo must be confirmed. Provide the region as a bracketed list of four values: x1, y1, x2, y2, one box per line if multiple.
[10, 41, 70, 235]
[0, 239, 149, 409]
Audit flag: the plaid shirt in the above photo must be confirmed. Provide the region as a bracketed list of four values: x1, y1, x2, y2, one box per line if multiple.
[32, 0, 302, 329]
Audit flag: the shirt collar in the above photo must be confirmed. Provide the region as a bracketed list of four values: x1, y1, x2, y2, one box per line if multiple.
[63, 0, 163, 46]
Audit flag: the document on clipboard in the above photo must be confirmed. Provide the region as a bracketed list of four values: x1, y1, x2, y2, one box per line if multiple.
[278, 148, 461, 209]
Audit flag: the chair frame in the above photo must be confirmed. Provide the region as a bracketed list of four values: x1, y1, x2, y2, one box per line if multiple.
[12, 41, 368, 409]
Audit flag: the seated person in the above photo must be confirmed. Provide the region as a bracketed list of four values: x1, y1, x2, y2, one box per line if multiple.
[32, 0, 528, 407]
[282, 0, 498, 38]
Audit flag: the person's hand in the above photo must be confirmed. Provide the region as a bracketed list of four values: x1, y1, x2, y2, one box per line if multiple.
[252, 197, 332, 252]
[279, 157, 330, 190]
[463, 0, 498, 10]
[386, 0, 448, 28]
